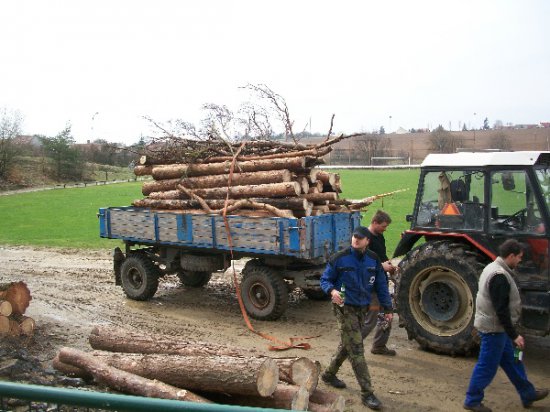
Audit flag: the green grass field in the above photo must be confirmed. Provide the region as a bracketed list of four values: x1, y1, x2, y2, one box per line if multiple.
[0, 169, 420, 254]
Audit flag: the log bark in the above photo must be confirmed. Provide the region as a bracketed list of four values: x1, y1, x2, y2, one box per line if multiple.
[0, 300, 12, 317]
[133, 197, 309, 212]
[58, 348, 211, 403]
[82, 351, 279, 397]
[203, 146, 331, 163]
[302, 192, 338, 201]
[184, 182, 302, 199]
[0, 315, 9, 334]
[308, 399, 346, 412]
[137, 157, 308, 180]
[141, 170, 293, 195]
[8, 318, 20, 336]
[310, 388, 346, 407]
[89, 326, 316, 388]
[53, 354, 93, 380]
[0, 281, 32, 315]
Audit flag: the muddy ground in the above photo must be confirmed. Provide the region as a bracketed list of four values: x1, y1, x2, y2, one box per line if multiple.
[0, 246, 549, 412]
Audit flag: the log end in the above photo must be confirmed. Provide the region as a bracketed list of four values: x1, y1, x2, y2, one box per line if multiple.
[257, 358, 279, 397]
[291, 357, 319, 392]
[331, 395, 346, 412]
[291, 385, 310, 411]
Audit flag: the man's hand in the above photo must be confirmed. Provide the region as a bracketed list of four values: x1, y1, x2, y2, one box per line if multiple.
[514, 335, 525, 350]
[382, 261, 396, 274]
[331, 289, 344, 306]
[384, 312, 393, 323]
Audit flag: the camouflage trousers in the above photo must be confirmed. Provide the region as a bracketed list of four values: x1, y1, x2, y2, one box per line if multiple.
[325, 304, 373, 395]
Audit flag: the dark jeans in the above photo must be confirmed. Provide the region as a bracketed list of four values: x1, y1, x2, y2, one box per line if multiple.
[464, 331, 536, 406]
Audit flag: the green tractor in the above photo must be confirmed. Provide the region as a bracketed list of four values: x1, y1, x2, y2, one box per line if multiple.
[394, 151, 549, 355]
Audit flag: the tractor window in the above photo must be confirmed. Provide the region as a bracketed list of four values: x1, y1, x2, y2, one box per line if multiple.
[535, 168, 550, 217]
[415, 170, 485, 230]
[490, 170, 544, 234]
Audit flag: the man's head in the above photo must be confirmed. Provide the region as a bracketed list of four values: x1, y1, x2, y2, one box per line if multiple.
[369, 210, 392, 236]
[499, 239, 524, 269]
[351, 226, 370, 252]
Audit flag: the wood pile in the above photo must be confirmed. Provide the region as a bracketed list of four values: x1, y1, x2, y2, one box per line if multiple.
[0, 281, 35, 337]
[131, 137, 377, 218]
[53, 326, 345, 411]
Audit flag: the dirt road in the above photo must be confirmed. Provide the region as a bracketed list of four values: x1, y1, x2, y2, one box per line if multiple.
[1, 246, 549, 411]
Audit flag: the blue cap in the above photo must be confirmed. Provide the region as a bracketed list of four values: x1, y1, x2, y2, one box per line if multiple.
[353, 226, 369, 239]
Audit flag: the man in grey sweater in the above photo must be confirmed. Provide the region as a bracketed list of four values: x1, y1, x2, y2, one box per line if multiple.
[463, 239, 548, 412]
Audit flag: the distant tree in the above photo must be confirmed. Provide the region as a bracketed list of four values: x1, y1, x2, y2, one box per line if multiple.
[379, 126, 385, 135]
[489, 131, 512, 151]
[0, 108, 23, 181]
[493, 119, 503, 129]
[40, 125, 83, 180]
[429, 125, 463, 153]
[483, 117, 490, 130]
[354, 133, 392, 165]
[462, 123, 468, 131]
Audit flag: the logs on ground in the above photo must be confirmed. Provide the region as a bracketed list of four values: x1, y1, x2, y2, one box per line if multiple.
[53, 326, 346, 411]
[0, 282, 35, 337]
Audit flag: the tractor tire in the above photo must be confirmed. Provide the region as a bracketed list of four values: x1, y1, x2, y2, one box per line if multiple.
[396, 240, 487, 356]
[241, 260, 288, 321]
[120, 254, 160, 301]
[177, 270, 212, 287]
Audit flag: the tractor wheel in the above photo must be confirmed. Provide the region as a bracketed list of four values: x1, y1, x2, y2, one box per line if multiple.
[241, 260, 288, 321]
[120, 254, 160, 301]
[396, 240, 487, 355]
[177, 270, 212, 287]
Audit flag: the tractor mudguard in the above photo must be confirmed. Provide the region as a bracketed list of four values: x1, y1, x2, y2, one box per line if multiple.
[393, 232, 422, 258]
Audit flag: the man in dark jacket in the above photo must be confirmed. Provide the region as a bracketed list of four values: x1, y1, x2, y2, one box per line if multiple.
[320, 226, 393, 410]
[463, 239, 548, 412]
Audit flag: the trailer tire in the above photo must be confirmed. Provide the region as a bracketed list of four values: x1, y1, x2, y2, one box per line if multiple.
[177, 270, 212, 287]
[241, 260, 288, 321]
[396, 240, 486, 355]
[120, 254, 160, 301]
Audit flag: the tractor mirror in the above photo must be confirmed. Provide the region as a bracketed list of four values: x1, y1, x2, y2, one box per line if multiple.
[502, 172, 515, 191]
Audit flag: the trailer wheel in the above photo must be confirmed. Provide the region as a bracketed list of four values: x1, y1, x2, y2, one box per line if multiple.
[397, 241, 486, 355]
[177, 270, 212, 287]
[241, 260, 288, 320]
[120, 254, 160, 301]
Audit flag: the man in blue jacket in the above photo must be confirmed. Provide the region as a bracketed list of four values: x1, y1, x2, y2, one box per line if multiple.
[320, 226, 393, 410]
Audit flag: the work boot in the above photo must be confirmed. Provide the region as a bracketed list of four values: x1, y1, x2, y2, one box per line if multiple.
[371, 346, 397, 356]
[362, 392, 382, 410]
[523, 388, 549, 408]
[321, 372, 346, 389]
[463, 403, 492, 412]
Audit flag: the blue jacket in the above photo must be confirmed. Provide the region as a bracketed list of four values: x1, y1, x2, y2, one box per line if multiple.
[320, 247, 393, 311]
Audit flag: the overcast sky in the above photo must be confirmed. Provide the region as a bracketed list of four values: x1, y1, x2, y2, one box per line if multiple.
[1, 0, 549, 145]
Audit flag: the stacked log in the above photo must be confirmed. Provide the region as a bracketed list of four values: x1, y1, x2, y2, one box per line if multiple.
[131, 138, 355, 218]
[53, 326, 346, 411]
[0, 282, 35, 337]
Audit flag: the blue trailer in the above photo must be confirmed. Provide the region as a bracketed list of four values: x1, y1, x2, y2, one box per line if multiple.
[99, 207, 361, 320]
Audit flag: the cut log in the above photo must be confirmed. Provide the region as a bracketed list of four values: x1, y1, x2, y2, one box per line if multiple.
[312, 205, 330, 214]
[302, 192, 338, 201]
[53, 354, 93, 380]
[275, 357, 319, 392]
[296, 177, 310, 194]
[0, 315, 9, 334]
[133, 198, 308, 213]
[141, 170, 293, 195]
[15, 315, 35, 336]
[89, 326, 316, 388]
[0, 281, 32, 315]
[310, 388, 346, 407]
[203, 145, 331, 163]
[8, 318, 21, 336]
[220, 384, 309, 411]
[316, 171, 337, 186]
[139, 157, 308, 180]
[58, 348, 211, 403]
[133, 165, 153, 176]
[308, 398, 346, 412]
[184, 182, 302, 199]
[81, 351, 279, 397]
[0, 300, 12, 317]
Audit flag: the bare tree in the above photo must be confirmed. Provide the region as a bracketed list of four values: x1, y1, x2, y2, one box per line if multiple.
[429, 125, 463, 153]
[0, 108, 23, 181]
[489, 131, 512, 151]
[354, 133, 392, 164]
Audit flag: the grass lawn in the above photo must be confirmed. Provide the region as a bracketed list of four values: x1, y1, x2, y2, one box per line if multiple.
[0, 169, 420, 254]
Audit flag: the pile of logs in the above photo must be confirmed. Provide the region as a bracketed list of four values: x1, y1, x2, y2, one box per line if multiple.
[131, 137, 376, 218]
[0, 281, 35, 337]
[53, 326, 345, 411]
